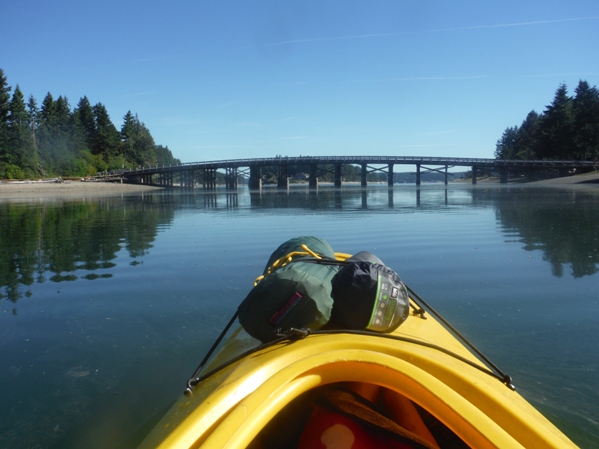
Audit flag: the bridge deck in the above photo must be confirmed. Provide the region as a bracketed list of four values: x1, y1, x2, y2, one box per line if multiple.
[95, 156, 597, 188]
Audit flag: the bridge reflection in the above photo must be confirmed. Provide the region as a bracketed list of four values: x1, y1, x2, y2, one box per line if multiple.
[3, 186, 598, 304]
[244, 186, 452, 210]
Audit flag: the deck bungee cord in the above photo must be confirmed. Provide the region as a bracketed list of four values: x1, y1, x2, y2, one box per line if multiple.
[185, 242, 513, 395]
[185, 296, 514, 395]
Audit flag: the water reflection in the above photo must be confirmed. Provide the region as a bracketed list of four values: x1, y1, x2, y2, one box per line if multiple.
[0, 196, 176, 302]
[493, 188, 599, 278]
[2, 186, 598, 305]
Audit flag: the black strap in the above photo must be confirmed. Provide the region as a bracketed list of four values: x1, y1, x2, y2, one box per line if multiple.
[185, 311, 239, 395]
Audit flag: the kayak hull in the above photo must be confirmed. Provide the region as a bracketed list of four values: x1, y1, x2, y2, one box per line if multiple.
[140, 304, 577, 449]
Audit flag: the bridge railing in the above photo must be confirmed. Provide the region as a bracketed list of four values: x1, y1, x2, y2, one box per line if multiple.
[117, 156, 597, 176]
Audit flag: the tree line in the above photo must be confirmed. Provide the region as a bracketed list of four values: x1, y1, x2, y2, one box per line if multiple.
[0, 68, 180, 179]
[495, 80, 599, 161]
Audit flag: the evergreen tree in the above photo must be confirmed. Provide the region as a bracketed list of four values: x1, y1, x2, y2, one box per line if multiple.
[8, 86, 37, 176]
[53, 96, 75, 171]
[495, 126, 519, 159]
[54, 96, 71, 134]
[27, 95, 40, 174]
[572, 80, 599, 160]
[133, 117, 156, 166]
[73, 96, 96, 145]
[39, 92, 56, 129]
[155, 145, 180, 165]
[120, 112, 157, 166]
[0, 68, 12, 172]
[538, 84, 574, 159]
[27, 95, 39, 125]
[8, 86, 28, 128]
[92, 103, 122, 166]
[121, 110, 137, 163]
[37, 92, 56, 172]
[514, 111, 541, 160]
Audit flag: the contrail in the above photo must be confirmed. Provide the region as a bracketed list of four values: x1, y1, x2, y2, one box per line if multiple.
[433, 15, 599, 32]
[348, 75, 491, 83]
[266, 33, 397, 46]
[267, 16, 599, 46]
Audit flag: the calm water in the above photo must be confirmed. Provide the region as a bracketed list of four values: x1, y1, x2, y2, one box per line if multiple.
[1, 184, 598, 448]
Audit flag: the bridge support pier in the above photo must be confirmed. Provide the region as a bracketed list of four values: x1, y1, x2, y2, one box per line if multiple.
[499, 169, 508, 184]
[184, 170, 195, 189]
[225, 167, 238, 190]
[472, 166, 478, 184]
[361, 163, 367, 187]
[203, 169, 217, 190]
[388, 163, 394, 186]
[416, 164, 421, 186]
[334, 164, 342, 187]
[309, 164, 318, 188]
[249, 166, 261, 190]
[278, 165, 289, 189]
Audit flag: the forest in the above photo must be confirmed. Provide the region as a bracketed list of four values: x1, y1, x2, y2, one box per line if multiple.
[0, 68, 180, 179]
[495, 80, 599, 161]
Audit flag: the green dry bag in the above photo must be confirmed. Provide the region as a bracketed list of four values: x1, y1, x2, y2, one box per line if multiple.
[238, 237, 338, 342]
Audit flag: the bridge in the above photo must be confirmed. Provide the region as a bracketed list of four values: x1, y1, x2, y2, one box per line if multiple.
[95, 156, 598, 189]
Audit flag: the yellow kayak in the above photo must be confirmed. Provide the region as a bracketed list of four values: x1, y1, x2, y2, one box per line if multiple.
[139, 258, 578, 449]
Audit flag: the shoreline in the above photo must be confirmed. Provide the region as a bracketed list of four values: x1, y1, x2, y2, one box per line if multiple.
[1, 171, 598, 201]
[0, 180, 164, 201]
[454, 171, 599, 186]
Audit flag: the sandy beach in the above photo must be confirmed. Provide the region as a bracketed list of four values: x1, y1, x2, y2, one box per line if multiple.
[0, 180, 164, 201]
[527, 170, 599, 185]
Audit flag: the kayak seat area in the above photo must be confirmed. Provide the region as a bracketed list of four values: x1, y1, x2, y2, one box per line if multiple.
[246, 382, 470, 449]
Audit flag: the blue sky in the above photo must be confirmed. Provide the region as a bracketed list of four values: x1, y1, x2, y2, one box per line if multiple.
[2, 1, 599, 163]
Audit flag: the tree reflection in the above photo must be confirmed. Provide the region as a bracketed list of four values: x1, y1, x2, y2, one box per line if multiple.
[3, 186, 597, 305]
[494, 188, 599, 278]
[0, 196, 175, 302]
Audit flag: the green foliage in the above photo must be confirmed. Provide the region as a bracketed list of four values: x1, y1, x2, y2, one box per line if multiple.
[0, 163, 25, 179]
[121, 111, 164, 167]
[73, 96, 95, 143]
[496, 81, 599, 161]
[572, 81, 599, 160]
[0, 68, 12, 166]
[155, 144, 180, 165]
[91, 102, 121, 160]
[0, 68, 178, 179]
